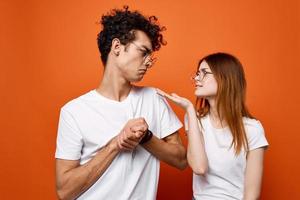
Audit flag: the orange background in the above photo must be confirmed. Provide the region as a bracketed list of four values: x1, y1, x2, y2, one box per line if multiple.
[1, 0, 299, 199]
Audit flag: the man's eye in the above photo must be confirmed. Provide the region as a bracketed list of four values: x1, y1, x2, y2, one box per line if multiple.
[142, 51, 148, 57]
[142, 49, 151, 57]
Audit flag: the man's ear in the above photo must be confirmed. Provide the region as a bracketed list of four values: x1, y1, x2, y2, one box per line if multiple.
[111, 38, 121, 56]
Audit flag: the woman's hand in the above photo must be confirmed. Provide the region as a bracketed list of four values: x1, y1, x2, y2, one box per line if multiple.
[157, 88, 208, 175]
[156, 88, 193, 110]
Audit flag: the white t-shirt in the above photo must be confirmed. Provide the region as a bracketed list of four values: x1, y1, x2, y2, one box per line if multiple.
[185, 115, 268, 200]
[55, 86, 182, 200]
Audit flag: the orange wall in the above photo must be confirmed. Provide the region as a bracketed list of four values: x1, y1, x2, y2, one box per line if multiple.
[1, 0, 299, 199]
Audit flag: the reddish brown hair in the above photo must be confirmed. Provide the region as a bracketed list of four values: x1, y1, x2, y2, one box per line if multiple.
[196, 52, 253, 155]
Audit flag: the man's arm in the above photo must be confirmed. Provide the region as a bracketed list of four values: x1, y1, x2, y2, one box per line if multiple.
[141, 131, 187, 170]
[243, 148, 265, 200]
[56, 118, 147, 200]
[56, 137, 120, 200]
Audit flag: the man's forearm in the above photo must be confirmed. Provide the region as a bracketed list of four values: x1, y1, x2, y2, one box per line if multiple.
[56, 137, 120, 200]
[141, 135, 187, 170]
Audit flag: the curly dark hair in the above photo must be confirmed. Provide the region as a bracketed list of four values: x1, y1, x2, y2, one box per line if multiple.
[97, 6, 166, 65]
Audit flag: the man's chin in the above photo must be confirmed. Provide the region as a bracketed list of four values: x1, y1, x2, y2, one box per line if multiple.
[130, 75, 144, 82]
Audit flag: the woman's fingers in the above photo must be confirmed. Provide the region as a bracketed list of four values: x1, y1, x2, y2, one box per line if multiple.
[171, 93, 182, 99]
[157, 89, 193, 110]
[167, 93, 184, 104]
[156, 88, 168, 97]
[157, 89, 179, 102]
[156, 88, 193, 109]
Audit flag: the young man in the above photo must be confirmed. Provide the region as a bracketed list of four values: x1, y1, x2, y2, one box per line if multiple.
[55, 6, 187, 200]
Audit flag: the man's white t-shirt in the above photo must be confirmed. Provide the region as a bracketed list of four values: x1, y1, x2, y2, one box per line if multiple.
[55, 86, 182, 200]
[185, 115, 268, 200]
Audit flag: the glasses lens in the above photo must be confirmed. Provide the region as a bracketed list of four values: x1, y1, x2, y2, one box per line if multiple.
[190, 71, 197, 83]
[144, 53, 157, 67]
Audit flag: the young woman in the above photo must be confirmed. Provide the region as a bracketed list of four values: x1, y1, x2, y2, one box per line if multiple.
[157, 52, 268, 200]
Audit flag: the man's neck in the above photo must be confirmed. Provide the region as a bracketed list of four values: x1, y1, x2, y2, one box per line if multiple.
[96, 65, 132, 102]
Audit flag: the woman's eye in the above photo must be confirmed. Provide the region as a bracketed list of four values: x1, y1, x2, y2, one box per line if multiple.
[201, 69, 208, 75]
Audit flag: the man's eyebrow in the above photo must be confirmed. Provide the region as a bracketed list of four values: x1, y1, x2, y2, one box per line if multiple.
[141, 45, 152, 52]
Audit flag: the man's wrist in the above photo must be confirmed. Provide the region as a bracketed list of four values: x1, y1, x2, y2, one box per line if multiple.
[107, 136, 121, 153]
[139, 129, 153, 144]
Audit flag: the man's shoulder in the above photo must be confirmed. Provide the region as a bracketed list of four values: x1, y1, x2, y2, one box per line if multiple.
[132, 86, 172, 109]
[132, 85, 157, 97]
[61, 90, 95, 113]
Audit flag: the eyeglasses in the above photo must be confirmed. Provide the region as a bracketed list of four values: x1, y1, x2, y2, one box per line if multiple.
[191, 68, 213, 82]
[131, 42, 157, 67]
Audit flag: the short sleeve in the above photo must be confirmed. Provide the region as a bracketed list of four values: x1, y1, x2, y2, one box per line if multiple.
[157, 94, 183, 139]
[246, 119, 269, 151]
[55, 108, 83, 160]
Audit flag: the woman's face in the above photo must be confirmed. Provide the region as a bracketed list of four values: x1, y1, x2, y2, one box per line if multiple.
[194, 61, 218, 98]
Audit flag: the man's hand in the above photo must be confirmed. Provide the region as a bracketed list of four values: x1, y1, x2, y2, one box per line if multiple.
[117, 118, 149, 151]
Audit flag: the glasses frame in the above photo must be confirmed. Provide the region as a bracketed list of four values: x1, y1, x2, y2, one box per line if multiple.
[192, 69, 213, 82]
[131, 42, 157, 67]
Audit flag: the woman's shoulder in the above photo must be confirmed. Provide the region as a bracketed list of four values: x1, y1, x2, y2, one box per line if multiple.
[243, 117, 263, 129]
[243, 117, 268, 150]
[243, 117, 264, 137]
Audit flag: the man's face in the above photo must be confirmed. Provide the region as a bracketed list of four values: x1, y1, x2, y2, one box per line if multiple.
[117, 30, 154, 82]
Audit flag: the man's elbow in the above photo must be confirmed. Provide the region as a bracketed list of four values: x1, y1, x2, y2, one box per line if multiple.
[56, 185, 73, 200]
[176, 158, 188, 170]
[56, 188, 67, 200]
[176, 148, 188, 170]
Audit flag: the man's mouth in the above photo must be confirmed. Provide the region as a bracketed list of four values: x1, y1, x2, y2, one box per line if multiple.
[138, 69, 147, 74]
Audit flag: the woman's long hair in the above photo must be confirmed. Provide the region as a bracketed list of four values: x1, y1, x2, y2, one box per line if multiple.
[196, 52, 253, 155]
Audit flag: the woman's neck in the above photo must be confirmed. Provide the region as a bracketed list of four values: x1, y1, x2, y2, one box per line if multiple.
[207, 98, 227, 128]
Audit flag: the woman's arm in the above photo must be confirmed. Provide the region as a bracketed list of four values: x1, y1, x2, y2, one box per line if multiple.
[156, 89, 208, 175]
[244, 148, 266, 200]
[185, 105, 208, 175]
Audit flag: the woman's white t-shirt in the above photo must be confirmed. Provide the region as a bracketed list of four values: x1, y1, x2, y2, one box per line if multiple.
[185, 115, 268, 200]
